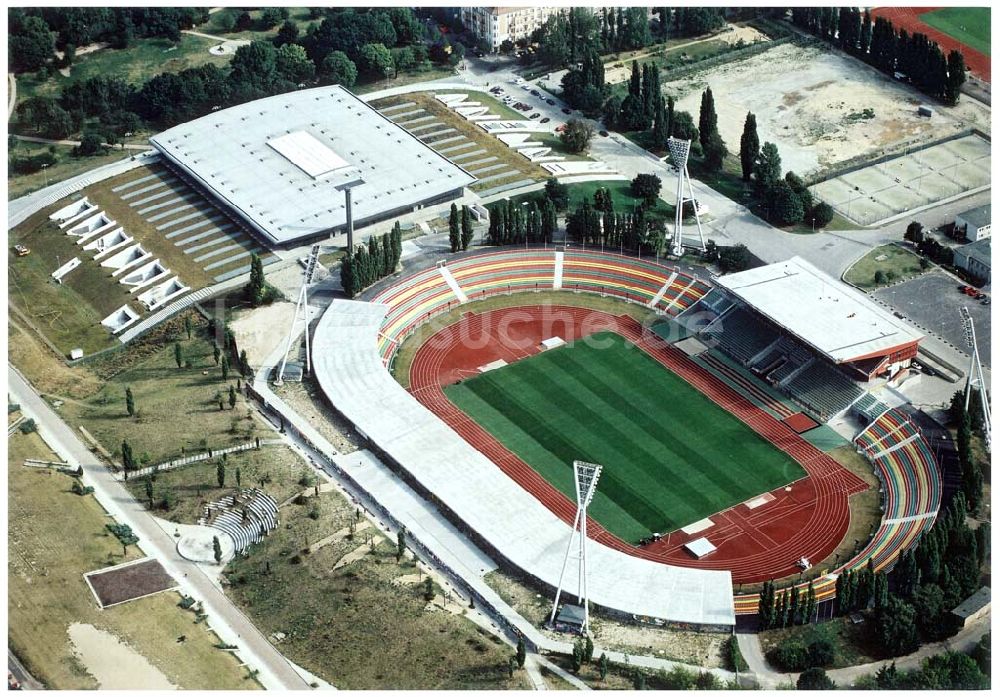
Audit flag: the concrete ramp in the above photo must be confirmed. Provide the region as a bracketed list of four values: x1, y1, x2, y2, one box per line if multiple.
[438, 265, 468, 303]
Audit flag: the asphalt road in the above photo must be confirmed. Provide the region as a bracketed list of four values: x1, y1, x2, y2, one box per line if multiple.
[7, 365, 312, 691]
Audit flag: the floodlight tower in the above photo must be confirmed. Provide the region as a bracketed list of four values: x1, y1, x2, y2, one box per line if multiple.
[665, 137, 706, 257]
[961, 307, 991, 450]
[335, 176, 365, 252]
[275, 244, 321, 386]
[549, 460, 603, 636]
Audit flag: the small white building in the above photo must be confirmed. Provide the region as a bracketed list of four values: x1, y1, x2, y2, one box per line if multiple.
[955, 204, 991, 242]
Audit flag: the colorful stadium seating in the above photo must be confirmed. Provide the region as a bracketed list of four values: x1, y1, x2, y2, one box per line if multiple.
[734, 407, 941, 614]
[371, 249, 710, 363]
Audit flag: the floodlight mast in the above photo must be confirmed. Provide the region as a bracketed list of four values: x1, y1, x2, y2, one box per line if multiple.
[335, 176, 365, 252]
[665, 137, 706, 257]
[961, 307, 991, 449]
[549, 461, 602, 636]
[275, 244, 321, 386]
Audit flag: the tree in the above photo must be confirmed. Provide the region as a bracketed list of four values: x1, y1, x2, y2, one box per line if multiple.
[544, 178, 569, 211]
[718, 244, 752, 273]
[221, 355, 230, 380]
[228, 384, 237, 410]
[358, 42, 394, 80]
[560, 119, 595, 154]
[9, 14, 55, 74]
[571, 641, 584, 673]
[184, 314, 192, 340]
[770, 180, 805, 226]
[74, 132, 106, 156]
[229, 41, 280, 96]
[874, 270, 888, 286]
[217, 460, 226, 488]
[275, 43, 315, 83]
[698, 87, 718, 153]
[235, 467, 241, 488]
[322, 50, 358, 87]
[798, 667, 835, 690]
[448, 203, 460, 253]
[598, 652, 609, 680]
[125, 386, 135, 417]
[811, 202, 834, 228]
[275, 20, 299, 47]
[631, 173, 662, 206]
[516, 636, 526, 668]
[145, 477, 154, 507]
[460, 205, 474, 251]
[702, 129, 728, 172]
[944, 50, 966, 105]
[212, 342, 221, 366]
[246, 253, 267, 307]
[877, 595, 920, 657]
[16, 97, 75, 139]
[213, 535, 222, 564]
[396, 527, 406, 562]
[173, 341, 183, 368]
[753, 142, 782, 196]
[583, 636, 594, 663]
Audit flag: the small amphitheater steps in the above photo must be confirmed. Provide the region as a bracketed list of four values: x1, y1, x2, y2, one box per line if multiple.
[198, 488, 279, 556]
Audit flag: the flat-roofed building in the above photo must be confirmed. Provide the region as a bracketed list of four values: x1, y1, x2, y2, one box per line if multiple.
[954, 238, 991, 283]
[955, 204, 991, 242]
[149, 86, 476, 248]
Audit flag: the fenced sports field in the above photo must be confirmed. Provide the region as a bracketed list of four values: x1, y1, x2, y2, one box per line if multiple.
[809, 133, 991, 226]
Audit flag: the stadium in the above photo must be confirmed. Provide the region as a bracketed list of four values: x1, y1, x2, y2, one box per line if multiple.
[310, 247, 943, 628]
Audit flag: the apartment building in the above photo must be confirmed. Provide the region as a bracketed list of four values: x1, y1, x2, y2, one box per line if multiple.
[460, 6, 562, 51]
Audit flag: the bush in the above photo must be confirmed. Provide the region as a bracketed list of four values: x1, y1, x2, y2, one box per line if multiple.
[767, 641, 809, 672]
[798, 667, 835, 690]
[811, 202, 834, 228]
[18, 418, 37, 434]
[807, 638, 835, 667]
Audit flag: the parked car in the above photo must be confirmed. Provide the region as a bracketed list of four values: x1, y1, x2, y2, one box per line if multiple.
[529, 113, 540, 119]
[514, 77, 525, 84]
[562, 107, 572, 114]
[981, 298, 991, 305]
[547, 98, 556, 105]
[13, 244, 30, 257]
[530, 89, 539, 96]
[599, 130, 609, 137]
[975, 292, 986, 300]
[540, 117, 550, 124]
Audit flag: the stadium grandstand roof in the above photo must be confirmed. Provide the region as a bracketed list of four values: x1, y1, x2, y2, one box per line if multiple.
[149, 86, 476, 246]
[713, 257, 923, 363]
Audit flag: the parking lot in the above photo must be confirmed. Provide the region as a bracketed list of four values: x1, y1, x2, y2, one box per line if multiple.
[873, 269, 991, 365]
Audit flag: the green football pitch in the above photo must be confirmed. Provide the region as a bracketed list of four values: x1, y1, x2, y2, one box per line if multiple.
[444, 332, 805, 542]
[920, 7, 991, 56]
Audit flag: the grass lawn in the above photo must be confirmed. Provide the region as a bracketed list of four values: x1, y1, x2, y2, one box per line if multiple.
[224, 488, 532, 689]
[7, 141, 135, 201]
[444, 332, 804, 540]
[17, 34, 229, 102]
[843, 244, 927, 290]
[920, 7, 991, 56]
[125, 444, 316, 525]
[7, 430, 253, 689]
[59, 312, 268, 464]
[564, 179, 674, 222]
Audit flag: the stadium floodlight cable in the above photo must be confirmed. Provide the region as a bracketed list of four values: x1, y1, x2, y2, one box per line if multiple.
[275, 243, 322, 386]
[961, 307, 991, 449]
[665, 136, 706, 257]
[548, 460, 602, 636]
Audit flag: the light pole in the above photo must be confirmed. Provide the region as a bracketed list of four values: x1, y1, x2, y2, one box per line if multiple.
[41, 163, 50, 187]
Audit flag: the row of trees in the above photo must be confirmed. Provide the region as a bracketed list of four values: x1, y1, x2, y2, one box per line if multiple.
[485, 198, 557, 247]
[758, 578, 818, 630]
[951, 389, 987, 515]
[791, 7, 966, 104]
[340, 222, 403, 298]
[447, 204, 475, 253]
[566, 199, 663, 255]
[855, 636, 989, 689]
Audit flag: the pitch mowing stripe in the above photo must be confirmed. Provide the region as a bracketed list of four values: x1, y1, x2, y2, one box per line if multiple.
[445, 332, 803, 540]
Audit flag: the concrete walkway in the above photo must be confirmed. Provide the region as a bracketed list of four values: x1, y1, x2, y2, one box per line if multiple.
[8, 365, 312, 691]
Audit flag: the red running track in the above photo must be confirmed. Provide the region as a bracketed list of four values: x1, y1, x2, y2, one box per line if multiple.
[871, 7, 990, 82]
[407, 306, 870, 585]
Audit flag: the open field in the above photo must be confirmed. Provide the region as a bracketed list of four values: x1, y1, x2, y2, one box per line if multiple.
[58, 314, 267, 464]
[563, 179, 674, 221]
[844, 244, 927, 290]
[15, 34, 229, 102]
[224, 486, 532, 690]
[7, 141, 135, 201]
[920, 7, 991, 56]
[445, 331, 804, 540]
[810, 134, 991, 225]
[661, 42, 991, 177]
[759, 615, 880, 668]
[7, 430, 253, 690]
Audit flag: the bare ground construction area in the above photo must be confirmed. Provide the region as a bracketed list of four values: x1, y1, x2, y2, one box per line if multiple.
[661, 42, 991, 177]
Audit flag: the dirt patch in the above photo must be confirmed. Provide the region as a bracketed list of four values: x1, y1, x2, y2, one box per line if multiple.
[661, 42, 990, 176]
[68, 623, 177, 690]
[272, 380, 362, 453]
[229, 301, 297, 368]
[85, 558, 178, 608]
[590, 619, 726, 669]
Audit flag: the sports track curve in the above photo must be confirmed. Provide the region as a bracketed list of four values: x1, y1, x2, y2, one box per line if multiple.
[871, 6, 990, 82]
[407, 305, 868, 585]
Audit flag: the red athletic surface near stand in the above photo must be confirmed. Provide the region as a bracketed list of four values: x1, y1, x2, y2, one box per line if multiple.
[407, 306, 869, 584]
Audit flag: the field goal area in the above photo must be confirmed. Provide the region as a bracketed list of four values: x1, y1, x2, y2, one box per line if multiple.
[810, 133, 990, 225]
